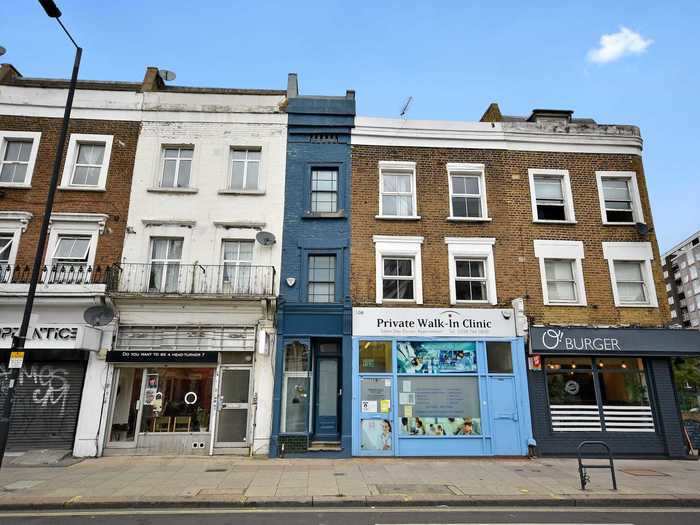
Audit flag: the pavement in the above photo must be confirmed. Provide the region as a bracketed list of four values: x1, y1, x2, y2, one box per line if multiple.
[0, 455, 699, 510]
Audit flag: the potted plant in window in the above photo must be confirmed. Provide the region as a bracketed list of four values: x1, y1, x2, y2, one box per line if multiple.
[196, 407, 209, 432]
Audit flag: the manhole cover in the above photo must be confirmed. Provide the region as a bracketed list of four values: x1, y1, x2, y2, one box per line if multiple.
[620, 468, 670, 477]
[375, 484, 458, 495]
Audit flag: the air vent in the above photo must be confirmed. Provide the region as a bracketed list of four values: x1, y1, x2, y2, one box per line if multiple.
[310, 134, 339, 143]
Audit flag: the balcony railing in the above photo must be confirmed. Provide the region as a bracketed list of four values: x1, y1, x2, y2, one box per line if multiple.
[107, 263, 275, 297]
[0, 264, 109, 285]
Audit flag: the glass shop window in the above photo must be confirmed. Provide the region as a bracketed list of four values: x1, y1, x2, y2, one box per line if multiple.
[139, 367, 214, 433]
[597, 358, 650, 406]
[545, 357, 596, 405]
[282, 340, 311, 433]
[359, 340, 392, 373]
[397, 376, 481, 437]
[486, 342, 513, 373]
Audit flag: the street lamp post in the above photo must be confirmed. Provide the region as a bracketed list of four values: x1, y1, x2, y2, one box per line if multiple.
[0, 0, 82, 468]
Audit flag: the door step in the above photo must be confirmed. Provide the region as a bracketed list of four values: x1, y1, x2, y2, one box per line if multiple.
[308, 441, 342, 452]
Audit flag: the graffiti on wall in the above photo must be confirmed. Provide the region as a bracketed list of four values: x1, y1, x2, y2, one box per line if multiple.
[0, 364, 71, 414]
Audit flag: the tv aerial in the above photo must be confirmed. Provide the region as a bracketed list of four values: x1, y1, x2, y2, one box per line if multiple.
[400, 96, 413, 119]
[159, 69, 176, 82]
[255, 231, 277, 246]
[83, 304, 115, 327]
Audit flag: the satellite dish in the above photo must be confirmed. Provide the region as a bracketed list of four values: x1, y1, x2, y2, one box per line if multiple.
[83, 304, 115, 327]
[159, 69, 176, 82]
[256, 231, 276, 246]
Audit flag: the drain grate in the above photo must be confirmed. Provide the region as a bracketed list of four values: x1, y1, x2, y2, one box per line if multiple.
[205, 468, 228, 473]
[620, 468, 670, 477]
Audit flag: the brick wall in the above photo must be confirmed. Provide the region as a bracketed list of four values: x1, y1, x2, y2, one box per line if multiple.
[0, 115, 140, 269]
[351, 144, 671, 327]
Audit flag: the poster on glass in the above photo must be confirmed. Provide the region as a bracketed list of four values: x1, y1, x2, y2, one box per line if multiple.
[397, 341, 477, 374]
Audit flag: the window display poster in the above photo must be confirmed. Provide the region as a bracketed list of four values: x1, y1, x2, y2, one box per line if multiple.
[143, 374, 159, 405]
[397, 341, 477, 374]
[360, 419, 392, 451]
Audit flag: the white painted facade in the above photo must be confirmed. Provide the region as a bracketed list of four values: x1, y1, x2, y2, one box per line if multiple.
[101, 87, 288, 457]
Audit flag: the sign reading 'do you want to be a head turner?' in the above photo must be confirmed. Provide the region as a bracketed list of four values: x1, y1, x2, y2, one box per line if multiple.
[529, 326, 700, 356]
[352, 307, 516, 337]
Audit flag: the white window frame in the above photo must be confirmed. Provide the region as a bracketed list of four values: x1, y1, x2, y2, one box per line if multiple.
[60, 134, 113, 191]
[373, 235, 423, 304]
[602, 241, 658, 308]
[446, 163, 490, 221]
[157, 145, 194, 190]
[445, 237, 497, 305]
[0, 212, 32, 277]
[528, 169, 576, 223]
[227, 147, 263, 193]
[377, 161, 420, 220]
[221, 239, 255, 293]
[0, 131, 42, 188]
[533, 240, 587, 306]
[595, 171, 644, 225]
[46, 213, 107, 273]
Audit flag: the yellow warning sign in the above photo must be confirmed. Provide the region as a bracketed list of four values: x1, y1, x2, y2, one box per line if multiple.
[9, 351, 24, 369]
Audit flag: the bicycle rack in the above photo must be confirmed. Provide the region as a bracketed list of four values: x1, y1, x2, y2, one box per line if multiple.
[577, 440, 618, 491]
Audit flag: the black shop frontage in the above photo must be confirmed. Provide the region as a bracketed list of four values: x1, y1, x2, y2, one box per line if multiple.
[527, 326, 700, 458]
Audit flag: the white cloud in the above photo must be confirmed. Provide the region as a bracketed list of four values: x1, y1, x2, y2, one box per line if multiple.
[587, 27, 653, 64]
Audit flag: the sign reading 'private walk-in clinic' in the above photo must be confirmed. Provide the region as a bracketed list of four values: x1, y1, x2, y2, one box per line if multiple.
[529, 326, 700, 356]
[352, 307, 516, 338]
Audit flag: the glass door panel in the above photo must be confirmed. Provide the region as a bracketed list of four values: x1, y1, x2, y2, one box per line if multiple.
[107, 368, 143, 447]
[215, 367, 250, 446]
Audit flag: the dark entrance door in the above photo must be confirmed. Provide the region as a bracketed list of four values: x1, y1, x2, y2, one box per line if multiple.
[313, 341, 340, 441]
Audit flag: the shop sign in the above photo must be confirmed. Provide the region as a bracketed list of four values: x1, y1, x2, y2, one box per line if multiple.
[106, 350, 219, 363]
[0, 325, 100, 351]
[352, 308, 516, 338]
[530, 326, 700, 356]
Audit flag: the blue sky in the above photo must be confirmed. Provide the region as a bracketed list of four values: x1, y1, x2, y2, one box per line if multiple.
[2, 1, 697, 251]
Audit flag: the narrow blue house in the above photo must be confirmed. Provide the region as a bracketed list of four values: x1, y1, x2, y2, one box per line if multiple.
[270, 74, 355, 457]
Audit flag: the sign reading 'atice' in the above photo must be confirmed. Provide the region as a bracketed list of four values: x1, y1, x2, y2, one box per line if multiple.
[352, 308, 516, 337]
[529, 326, 700, 356]
[0, 325, 96, 350]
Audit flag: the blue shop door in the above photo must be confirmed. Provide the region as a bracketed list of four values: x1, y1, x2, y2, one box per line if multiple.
[313, 356, 340, 441]
[488, 376, 522, 455]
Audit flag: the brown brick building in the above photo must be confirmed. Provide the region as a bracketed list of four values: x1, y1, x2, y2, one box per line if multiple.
[0, 64, 141, 455]
[349, 107, 698, 458]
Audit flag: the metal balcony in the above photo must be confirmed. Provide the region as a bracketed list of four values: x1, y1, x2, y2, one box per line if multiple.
[106, 263, 275, 297]
[0, 264, 109, 285]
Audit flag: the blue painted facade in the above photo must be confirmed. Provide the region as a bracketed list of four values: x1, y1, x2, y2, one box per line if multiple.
[270, 75, 355, 457]
[352, 336, 534, 456]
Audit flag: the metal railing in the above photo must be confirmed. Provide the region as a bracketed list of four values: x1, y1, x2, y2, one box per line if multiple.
[0, 264, 109, 285]
[106, 263, 275, 297]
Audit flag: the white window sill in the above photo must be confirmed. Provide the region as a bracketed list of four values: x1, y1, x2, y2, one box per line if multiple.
[0, 183, 31, 189]
[544, 301, 588, 307]
[446, 216, 492, 222]
[379, 299, 420, 304]
[533, 219, 577, 225]
[615, 302, 657, 308]
[375, 215, 421, 221]
[147, 187, 199, 194]
[602, 221, 638, 226]
[218, 189, 265, 195]
[453, 300, 491, 305]
[60, 186, 106, 192]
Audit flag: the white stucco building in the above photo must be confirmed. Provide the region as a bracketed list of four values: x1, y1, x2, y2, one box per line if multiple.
[100, 69, 288, 457]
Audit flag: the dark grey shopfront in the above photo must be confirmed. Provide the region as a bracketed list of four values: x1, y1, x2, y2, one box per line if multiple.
[0, 349, 87, 450]
[527, 326, 700, 457]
